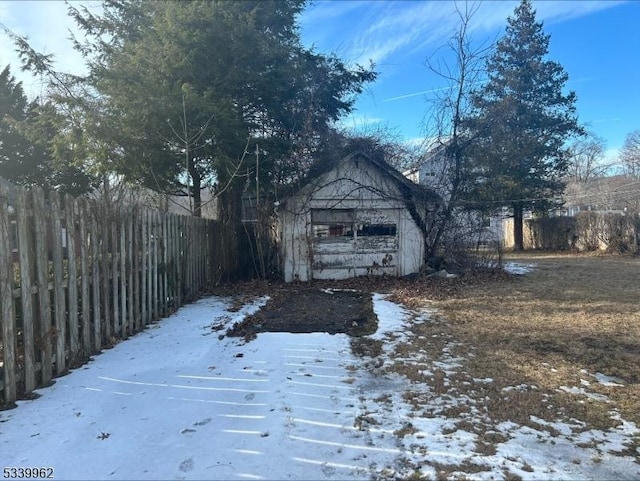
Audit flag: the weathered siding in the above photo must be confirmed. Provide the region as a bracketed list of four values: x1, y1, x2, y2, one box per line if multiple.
[312, 208, 400, 279]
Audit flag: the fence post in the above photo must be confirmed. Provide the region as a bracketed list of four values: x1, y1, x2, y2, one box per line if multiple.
[0, 184, 17, 405]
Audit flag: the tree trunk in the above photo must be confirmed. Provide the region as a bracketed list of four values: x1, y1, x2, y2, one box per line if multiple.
[192, 176, 202, 217]
[188, 161, 202, 217]
[218, 184, 251, 281]
[513, 204, 524, 251]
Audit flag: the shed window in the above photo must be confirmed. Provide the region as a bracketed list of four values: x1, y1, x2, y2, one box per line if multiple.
[313, 224, 354, 238]
[312, 209, 355, 239]
[311, 209, 355, 224]
[357, 224, 396, 237]
[242, 195, 257, 223]
[311, 209, 398, 240]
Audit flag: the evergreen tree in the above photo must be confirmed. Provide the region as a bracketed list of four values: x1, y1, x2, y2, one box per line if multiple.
[467, 0, 582, 250]
[0, 65, 34, 184]
[0, 65, 94, 195]
[65, 0, 375, 216]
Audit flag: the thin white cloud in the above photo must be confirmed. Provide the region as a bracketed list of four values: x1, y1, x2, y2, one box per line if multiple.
[533, 0, 628, 25]
[303, 1, 627, 68]
[384, 86, 453, 103]
[348, 2, 458, 65]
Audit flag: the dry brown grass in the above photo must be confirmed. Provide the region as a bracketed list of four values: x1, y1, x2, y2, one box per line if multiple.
[393, 252, 640, 433]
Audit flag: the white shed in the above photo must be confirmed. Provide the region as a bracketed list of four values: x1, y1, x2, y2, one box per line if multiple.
[278, 152, 440, 282]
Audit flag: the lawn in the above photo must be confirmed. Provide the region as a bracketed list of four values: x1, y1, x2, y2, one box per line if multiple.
[386, 252, 640, 471]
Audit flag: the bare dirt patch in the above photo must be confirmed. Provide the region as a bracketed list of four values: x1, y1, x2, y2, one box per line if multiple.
[226, 286, 377, 340]
[220, 271, 512, 348]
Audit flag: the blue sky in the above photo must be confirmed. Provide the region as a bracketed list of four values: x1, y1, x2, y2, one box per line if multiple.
[299, 0, 640, 161]
[2, 1, 639, 162]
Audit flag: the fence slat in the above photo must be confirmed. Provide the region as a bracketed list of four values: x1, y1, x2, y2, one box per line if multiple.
[78, 199, 91, 357]
[187, 216, 192, 296]
[191, 216, 196, 295]
[0, 185, 17, 405]
[162, 213, 168, 316]
[133, 209, 141, 332]
[146, 210, 153, 323]
[173, 214, 180, 307]
[33, 187, 52, 385]
[50, 192, 66, 375]
[111, 215, 120, 337]
[152, 211, 158, 321]
[178, 215, 184, 301]
[167, 214, 174, 308]
[101, 213, 111, 342]
[65, 195, 79, 364]
[127, 212, 134, 335]
[120, 215, 127, 339]
[141, 209, 148, 325]
[90, 212, 101, 351]
[16, 189, 36, 393]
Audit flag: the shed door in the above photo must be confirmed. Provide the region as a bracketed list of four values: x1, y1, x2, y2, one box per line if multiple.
[310, 208, 399, 280]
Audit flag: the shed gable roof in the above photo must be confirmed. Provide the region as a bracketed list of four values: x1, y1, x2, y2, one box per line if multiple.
[288, 151, 441, 203]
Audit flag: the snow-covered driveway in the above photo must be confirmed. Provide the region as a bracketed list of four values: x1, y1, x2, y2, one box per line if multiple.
[1, 297, 403, 480]
[1, 292, 639, 480]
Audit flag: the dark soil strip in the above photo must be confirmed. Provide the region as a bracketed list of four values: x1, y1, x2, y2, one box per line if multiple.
[226, 288, 377, 341]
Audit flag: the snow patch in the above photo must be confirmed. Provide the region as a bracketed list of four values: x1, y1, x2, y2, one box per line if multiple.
[503, 261, 536, 275]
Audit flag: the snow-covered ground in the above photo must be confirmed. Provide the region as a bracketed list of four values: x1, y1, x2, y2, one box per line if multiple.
[502, 262, 536, 275]
[1, 291, 638, 480]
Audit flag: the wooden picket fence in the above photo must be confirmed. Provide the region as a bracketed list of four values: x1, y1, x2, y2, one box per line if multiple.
[0, 182, 219, 407]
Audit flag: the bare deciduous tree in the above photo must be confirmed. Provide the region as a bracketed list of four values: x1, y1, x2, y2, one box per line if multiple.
[566, 133, 609, 184]
[421, 1, 492, 258]
[620, 130, 640, 178]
